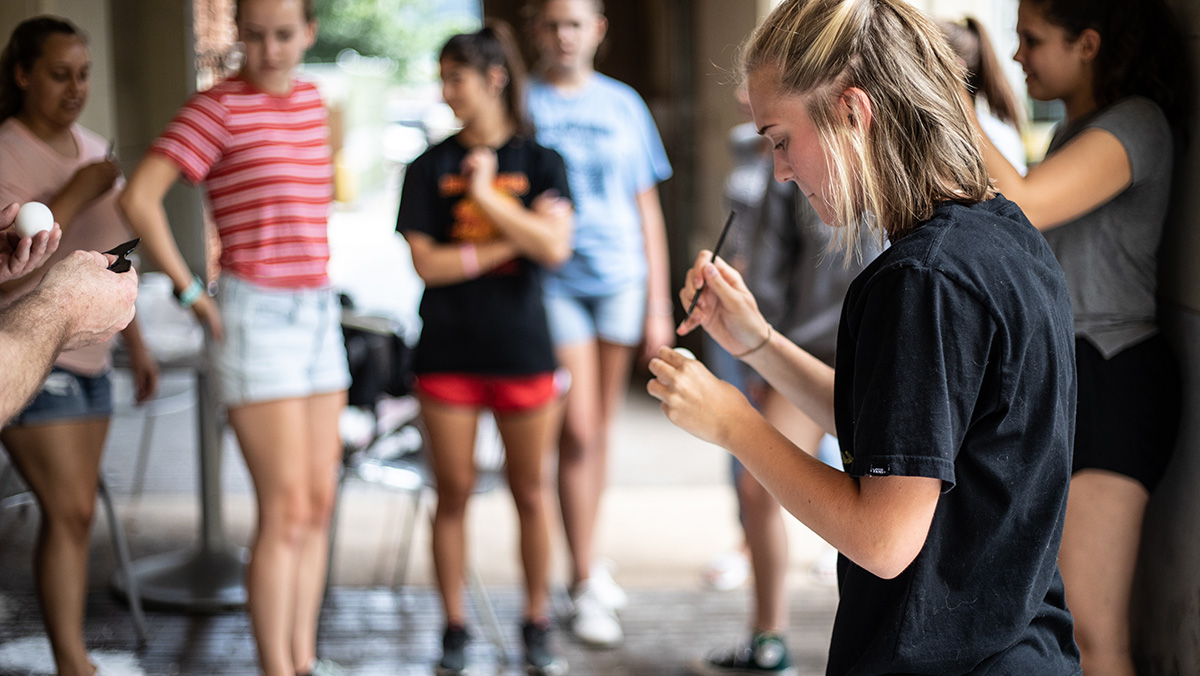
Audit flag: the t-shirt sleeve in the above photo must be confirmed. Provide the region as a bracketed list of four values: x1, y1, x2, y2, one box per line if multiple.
[627, 92, 672, 192]
[1088, 97, 1171, 188]
[395, 152, 440, 240]
[845, 265, 996, 490]
[149, 90, 231, 185]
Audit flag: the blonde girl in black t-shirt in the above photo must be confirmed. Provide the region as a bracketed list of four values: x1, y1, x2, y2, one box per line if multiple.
[649, 0, 1081, 673]
[396, 21, 572, 676]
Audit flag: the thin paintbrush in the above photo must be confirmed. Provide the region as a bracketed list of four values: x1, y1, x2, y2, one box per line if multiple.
[685, 210, 736, 319]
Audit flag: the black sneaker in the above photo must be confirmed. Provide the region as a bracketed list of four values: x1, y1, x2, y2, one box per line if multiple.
[436, 624, 470, 676]
[688, 632, 797, 675]
[522, 618, 568, 676]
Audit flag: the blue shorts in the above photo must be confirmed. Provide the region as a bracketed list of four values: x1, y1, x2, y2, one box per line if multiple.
[9, 367, 113, 426]
[213, 275, 351, 407]
[544, 285, 645, 347]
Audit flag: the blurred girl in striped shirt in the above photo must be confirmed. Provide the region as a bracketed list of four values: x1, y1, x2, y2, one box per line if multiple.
[118, 1, 347, 675]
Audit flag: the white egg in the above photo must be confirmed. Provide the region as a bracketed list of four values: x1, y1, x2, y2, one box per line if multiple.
[14, 202, 53, 238]
[673, 347, 696, 360]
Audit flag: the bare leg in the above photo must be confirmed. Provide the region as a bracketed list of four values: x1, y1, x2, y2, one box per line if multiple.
[1059, 469, 1148, 676]
[289, 391, 346, 670]
[497, 404, 559, 621]
[3, 418, 108, 676]
[740, 388, 822, 633]
[230, 396, 340, 676]
[419, 397, 479, 627]
[556, 339, 635, 587]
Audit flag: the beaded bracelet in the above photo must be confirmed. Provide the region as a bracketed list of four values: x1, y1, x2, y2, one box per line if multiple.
[175, 274, 205, 309]
[734, 325, 773, 359]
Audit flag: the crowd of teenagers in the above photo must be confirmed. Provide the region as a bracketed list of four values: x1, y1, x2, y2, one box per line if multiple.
[0, 0, 1190, 675]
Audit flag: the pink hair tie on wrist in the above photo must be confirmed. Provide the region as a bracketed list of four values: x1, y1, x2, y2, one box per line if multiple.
[460, 243, 480, 279]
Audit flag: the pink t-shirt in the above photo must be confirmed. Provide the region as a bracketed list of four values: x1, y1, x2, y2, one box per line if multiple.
[0, 118, 131, 376]
[150, 76, 334, 288]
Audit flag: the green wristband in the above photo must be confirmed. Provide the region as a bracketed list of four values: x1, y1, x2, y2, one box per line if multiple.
[175, 275, 204, 308]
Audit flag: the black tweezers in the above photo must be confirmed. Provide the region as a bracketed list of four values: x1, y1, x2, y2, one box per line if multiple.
[105, 238, 140, 273]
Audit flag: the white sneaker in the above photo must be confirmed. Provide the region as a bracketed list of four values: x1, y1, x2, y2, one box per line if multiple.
[306, 657, 348, 676]
[700, 549, 750, 591]
[570, 581, 623, 647]
[588, 559, 628, 609]
[91, 651, 147, 676]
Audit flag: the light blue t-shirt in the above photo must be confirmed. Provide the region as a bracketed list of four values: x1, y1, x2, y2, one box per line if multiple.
[527, 74, 672, 297]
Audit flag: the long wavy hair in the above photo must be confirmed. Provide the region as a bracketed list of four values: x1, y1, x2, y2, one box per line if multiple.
[0, 16, 85, 124]
[939, 16, 1023, 130]
[740, 0, 993, 255]
[440, 20, 533, 138]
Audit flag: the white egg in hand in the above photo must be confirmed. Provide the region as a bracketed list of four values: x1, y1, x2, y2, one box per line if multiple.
[14, 202, 53, 238]
[673, 347, 696, 360]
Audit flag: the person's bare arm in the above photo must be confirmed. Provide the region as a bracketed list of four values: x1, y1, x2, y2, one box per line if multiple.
[463, 148, 573, 267]
[637, 185, 675, 360]
[677, 252, 837, 434]
[119, 317, 159, 404]
[404, 231, 520, 287]
[46, 158, 121, 235]
[648, 347, 940, 579]
[0, 250, 138, 423]
[118, 154, 221, 339]
[971, 108, 1131, 231]
[0, 160, 121, 293]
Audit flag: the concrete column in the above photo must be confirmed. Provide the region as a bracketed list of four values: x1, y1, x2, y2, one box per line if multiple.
[108, 0, 208, 275]
[1131, 1, 1200, 672]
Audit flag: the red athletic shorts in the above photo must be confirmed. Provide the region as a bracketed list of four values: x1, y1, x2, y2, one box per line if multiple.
[415, 372, 558, 414]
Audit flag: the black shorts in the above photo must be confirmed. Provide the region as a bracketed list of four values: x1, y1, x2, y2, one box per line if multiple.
[1073, 335, 1181, 492]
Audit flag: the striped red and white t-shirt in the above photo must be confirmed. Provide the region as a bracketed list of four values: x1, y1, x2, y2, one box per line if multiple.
[151, 76, 334, 288]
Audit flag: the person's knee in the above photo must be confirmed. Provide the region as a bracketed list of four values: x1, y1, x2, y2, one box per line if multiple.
[260, 490, 312, 545]
[434, 481, 472, 518]
[509, 481, 548, 518]
[737, 473, 777, 517]
[559, 418, 605, 463]
[304, 469, 342, 525]
[43, 495, 96, 541]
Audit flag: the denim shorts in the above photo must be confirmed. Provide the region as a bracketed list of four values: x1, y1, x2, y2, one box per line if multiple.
[213, 275, 350, 407]
[10, 367, 113, 426]
[544, 285, 646, 347]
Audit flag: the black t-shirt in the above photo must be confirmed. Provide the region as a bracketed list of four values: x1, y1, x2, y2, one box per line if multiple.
[397, 134, 571, 375]
[829, 196, 1081, 675]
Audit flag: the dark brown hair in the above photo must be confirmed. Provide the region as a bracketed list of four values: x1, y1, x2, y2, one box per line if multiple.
[939, 16, 1022, 129]
[1028, 0, 1188, 137]
[440, 19, 533, 137]
[0, 16, 85, 123]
